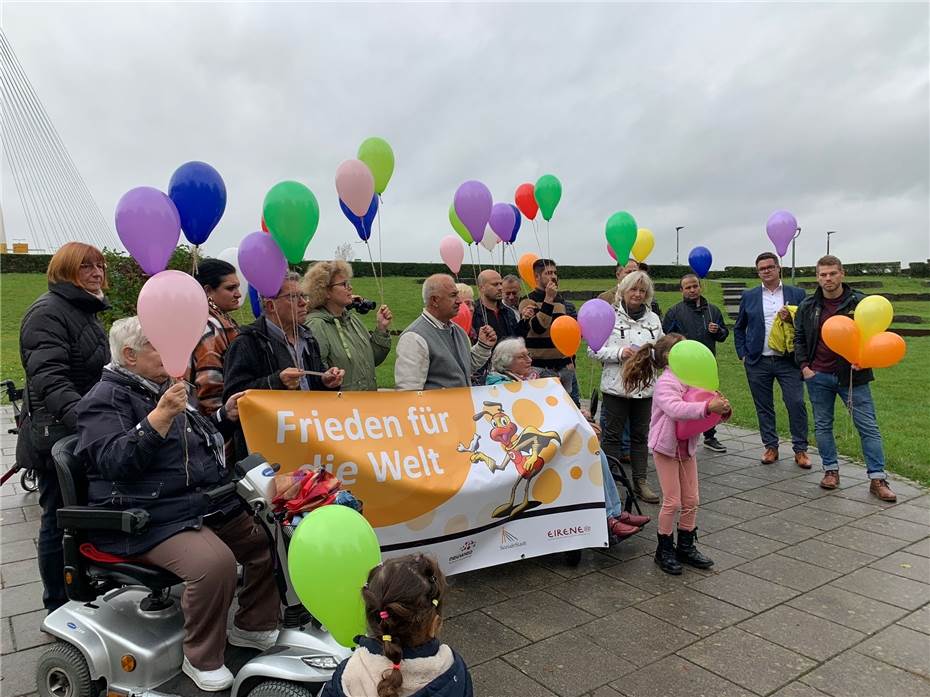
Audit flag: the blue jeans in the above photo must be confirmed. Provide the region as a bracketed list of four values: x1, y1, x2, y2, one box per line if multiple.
[744, 356, 809, 452]
[805, 371, 886, 479]
[600, 450, 622, 518]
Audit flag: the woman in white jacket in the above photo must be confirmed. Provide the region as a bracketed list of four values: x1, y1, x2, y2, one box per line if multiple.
[589, 271, 664, 503]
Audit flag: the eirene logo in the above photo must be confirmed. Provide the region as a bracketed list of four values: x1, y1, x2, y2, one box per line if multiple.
[547, 524, 592, 539]
[500, 527, 526, 550]
[448, 539, 476, 564]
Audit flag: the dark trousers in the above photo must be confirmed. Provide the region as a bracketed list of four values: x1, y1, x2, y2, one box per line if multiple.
[37, 466, 67, 612]
[744, 355, 809, 452]
[601, 393, 652, 481]
[703, 426, 717, 440]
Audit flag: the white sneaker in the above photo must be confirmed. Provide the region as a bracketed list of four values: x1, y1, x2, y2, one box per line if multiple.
[227, 626, 279, 650]
[181, 656, 234, 691]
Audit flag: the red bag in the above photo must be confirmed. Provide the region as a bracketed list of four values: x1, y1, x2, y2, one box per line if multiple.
[272, 467, 341, 515]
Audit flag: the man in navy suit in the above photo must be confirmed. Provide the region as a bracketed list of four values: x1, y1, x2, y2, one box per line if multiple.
[734, 252, 810, 466]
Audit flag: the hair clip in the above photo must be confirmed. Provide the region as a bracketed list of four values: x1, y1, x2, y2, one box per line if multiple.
[432, 599, 439, 607]
[392, 663, 401, 671]
[382, 635, 392, 642]
[379, 611, 389, 620]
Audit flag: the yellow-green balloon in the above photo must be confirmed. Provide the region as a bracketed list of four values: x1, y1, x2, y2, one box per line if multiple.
[449, 203, 473, 244]
[358, 137, 395, 195]
[668, 339, 719, 391]
[288, 505, 382, 648]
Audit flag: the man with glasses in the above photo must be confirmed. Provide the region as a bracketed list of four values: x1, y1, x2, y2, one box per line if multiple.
[734, 253, 810, 466]
[224, 272, 344, 459]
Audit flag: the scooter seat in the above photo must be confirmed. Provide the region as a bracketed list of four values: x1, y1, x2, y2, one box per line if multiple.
[80, 544, 182, 589]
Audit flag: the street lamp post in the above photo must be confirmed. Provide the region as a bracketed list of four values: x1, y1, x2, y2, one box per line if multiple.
[675, 226, 685, 266]
[826, 230, 838, 255]
[791, 227, 801, 282]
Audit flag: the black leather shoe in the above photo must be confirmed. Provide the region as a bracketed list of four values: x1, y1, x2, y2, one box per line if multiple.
[675, 528, 714, 569]
[654, 533, 682, 575]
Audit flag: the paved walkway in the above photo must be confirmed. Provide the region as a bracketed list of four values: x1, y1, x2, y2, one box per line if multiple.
[1, 408, 928, 697]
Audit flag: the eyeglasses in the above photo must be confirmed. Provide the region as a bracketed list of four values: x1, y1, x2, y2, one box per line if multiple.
[328, 280, 352, 289]
[276, 293, 310, 303]
[80, 262, 107, 272]
[757, 265, 778, 273]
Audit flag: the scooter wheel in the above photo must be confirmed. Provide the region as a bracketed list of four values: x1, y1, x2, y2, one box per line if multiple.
[20, 469, 38, 493]
[248, 680, 315, 697]
[36, 642, 95, 697]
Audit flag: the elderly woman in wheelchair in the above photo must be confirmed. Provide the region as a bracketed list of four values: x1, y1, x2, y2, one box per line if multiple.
[73, 317, 279, 691]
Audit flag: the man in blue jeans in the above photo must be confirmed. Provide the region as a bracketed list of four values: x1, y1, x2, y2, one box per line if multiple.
[794, 255, 896, 501]
[734, 252, 810, 466]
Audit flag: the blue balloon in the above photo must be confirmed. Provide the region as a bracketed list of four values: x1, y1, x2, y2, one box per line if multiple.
[688, 246, 713, 278]
[339, 195, 379, 241]
[168, 161, 226, 245]
[248, 284, 262, 318]
[508, 204, 521, 243]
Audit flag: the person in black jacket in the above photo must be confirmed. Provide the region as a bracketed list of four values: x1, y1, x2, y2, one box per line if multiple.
[470, 269, 524, 384]
[662, 273, 730, 453]
[223, 273, 344, 460]
[794, 255, 896, 502]
[16, 242, 110, 613]
[75, 317, 280, 691]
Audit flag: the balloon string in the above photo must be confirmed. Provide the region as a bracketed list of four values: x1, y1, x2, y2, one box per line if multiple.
[846, 367, 854, 439]
[547, 219, 551, 259]
[475, 244, 488, 326]
[532, 219, 543, 258]
[192, 245, 200, 276]
[587, 358, 597, 404]
[365, 240, 384, 306]
[376, 195, 385, 283]
[508, 244, 532, 295]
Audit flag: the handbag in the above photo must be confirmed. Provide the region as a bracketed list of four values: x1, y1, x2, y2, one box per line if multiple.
[272, 466, 341, 515]
[23, 386, 71, 455]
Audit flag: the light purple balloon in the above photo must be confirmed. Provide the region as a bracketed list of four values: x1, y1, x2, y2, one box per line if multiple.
[238, 231, 288, 298]
[578, 299, 616, 352]
[115, 186, 181, 275]
[453, 180, 492, 244]
[488, 202, 516, 243]
[766, 210, 798, 257]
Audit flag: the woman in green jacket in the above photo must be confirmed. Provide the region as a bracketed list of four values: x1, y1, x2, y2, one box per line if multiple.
[303, 261, 393, 391]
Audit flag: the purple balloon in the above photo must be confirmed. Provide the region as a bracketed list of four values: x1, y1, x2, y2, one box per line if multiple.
[453, 180, 492, 244]
[115, 186, 181, 275]
[238, 231, 288, 298]
[578, 299, 616, 352]
[488, 202, 516, 243]
[766, 210, 798, 257]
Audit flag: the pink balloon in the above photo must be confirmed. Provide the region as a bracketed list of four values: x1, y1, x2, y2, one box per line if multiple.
[766, 210, 798, 257]
[607, 244, 617, 261]
[675, 387, 722, 439]
[439, 234, 464, 274]
[137, 270, 209, 378]
[335, 160, 375, 217]
[578, 299, 615, 352]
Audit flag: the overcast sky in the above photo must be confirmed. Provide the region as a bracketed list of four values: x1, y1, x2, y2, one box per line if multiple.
[2, 2, 928, 269]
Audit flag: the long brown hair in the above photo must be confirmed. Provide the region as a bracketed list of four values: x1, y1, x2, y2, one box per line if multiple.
[622, 333, 684, 394]
[362, 554, 447, 697]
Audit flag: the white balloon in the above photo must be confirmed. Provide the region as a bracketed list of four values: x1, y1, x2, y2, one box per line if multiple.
[216, 246, 248, 308]
[480, 231, 499, 252]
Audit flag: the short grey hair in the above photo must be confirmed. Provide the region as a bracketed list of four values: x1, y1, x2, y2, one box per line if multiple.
[618, 270, 655, 306]
[109, 316, 148, 366]
[422, 273, 454, 305]
[262, 271, 302, 302]
[501, 274, 520, 284]
[491, 337, 527, 373]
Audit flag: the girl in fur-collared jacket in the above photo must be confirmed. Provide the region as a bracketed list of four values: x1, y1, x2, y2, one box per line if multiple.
[321, 554, 472, 697]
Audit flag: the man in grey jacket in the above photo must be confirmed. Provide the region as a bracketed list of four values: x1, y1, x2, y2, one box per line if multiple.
[394, 274, 497, 390]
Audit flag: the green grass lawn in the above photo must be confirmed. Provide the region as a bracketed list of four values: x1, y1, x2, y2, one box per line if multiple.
[3, 271, 928, 485]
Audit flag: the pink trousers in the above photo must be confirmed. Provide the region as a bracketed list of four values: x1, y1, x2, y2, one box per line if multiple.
[653, 451, 700, 535]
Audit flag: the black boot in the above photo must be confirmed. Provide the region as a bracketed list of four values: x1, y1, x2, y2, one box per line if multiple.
[654, 533, 682, 575]
[675, 528, 714, 569]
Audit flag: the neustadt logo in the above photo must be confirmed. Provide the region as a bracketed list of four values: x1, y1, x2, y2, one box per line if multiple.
[547, 524, 592, 539]
[500, 527, 526, 551]
[448, 539, 476, 564]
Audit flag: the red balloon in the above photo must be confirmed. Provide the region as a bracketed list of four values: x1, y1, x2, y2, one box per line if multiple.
[261, 216, 269, 233]
[451, 302, 473, 333]
[514, 183, 538, 221]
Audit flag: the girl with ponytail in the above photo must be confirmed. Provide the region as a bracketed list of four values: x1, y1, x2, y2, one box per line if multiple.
[321, 554, 473, 697]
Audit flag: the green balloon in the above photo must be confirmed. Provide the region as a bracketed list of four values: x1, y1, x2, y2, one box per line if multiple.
[288, 505, 382, 648]
[605, 211, 638, 265]
[449, 203, 473, 244]
[358, 137, 395, 195]
[534, 174, 562, 221]
[668, 339, 719, 391]
[263, 181, 320, 264]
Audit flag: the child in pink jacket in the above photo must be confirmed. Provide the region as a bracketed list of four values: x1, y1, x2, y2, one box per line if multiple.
[622, 334, 731, 575]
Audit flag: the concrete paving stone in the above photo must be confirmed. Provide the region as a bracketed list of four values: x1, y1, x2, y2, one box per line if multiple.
[869, 551, 930, 584]
[778, 539, 878, 574]
[609, 654, 755, 697]
[801, 650, 930, 697]
[854, 623, 930, 678]
[765, 477, 834, 499]
[803, 496, 882, 518]
[10, 609, 54, 652]
[470, 558, 565, 598]
[816, 525, 911, 555]
[693, 509, 742, 534]
[535, 550, 620, 580]
[2, 616, 13, 654]
[1, 559, 40, 588]
[697, 481, 743, 504]
[736, 463, 810, 483]
[848, 512, 929, 542]
[0, 580, 44, 617]
[770, 683, 832, 697]
[22, 505, 40, 523]
[787, 586, 910, 634]
[0, 539, 37, 564]
[733, 487, 811, 510]
[697, 459, 746, 478]
[797, 470, 867, 490]
[635, 588, 752, 637]
[588, 687, 622, 697]
[897, 604, 930, 635]
[904, 537, 930, 558]
[736, 516, 821, 544]
[470, 658, 558, 697]
[0, 508, 25, 525]
[0, 522, 38, 544]
[687, 545, 750, 571]
[688, 569, 798, 613]
[547, 571, 652, 617]
[736, 553, 842, 592]
[0, 644, 48, 697]
[440, 610, 529, 666]
[503, 631, 636, 697]
[769, 506, 855, 532]
[600, 535, 654, 563]
[443, 575, 508, 618]
[599, 553, 704, 594]
[703, 497, 779, 521]
[484, 591, 597, 641]
[678, 626, 817, 696]
[698, 528, 787, 560]
[737, 605, 866, 661]
[0, 493, 33, 511]
[578, 607, 698, 668]
[705, 472, 772, 492]
[835, 479, 925, 505]
[831, 567, 930, 611]
[881, 503, 930, 526]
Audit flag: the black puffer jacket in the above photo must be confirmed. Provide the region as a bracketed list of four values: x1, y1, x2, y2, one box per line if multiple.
[17, 283, 110, 469]
[662, 297, 729, 355]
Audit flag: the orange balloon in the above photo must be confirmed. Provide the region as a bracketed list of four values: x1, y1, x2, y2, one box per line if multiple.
[821, 315, 860, 365]
[858, 332, 906, 369]
[517, 252, 539, 289]
[551, 316, 581, 357]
